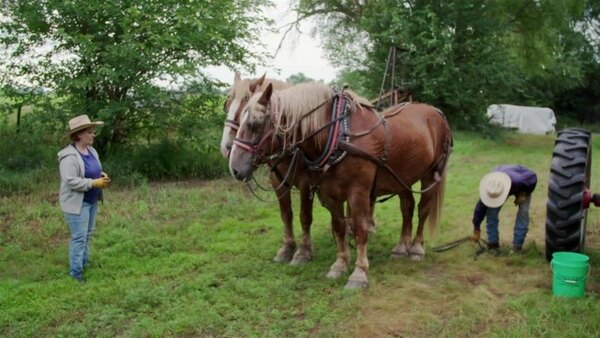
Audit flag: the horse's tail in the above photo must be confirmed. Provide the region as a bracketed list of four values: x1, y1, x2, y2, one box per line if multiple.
[428, 168, 447, 233]
[428, 121, 453, 233]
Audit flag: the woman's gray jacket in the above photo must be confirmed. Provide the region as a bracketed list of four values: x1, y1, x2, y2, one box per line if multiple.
[58, 145, 102, 214]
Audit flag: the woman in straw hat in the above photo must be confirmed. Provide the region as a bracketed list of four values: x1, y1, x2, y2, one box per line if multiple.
[471, 164, 537, 254]
[58, 114, 111, 283]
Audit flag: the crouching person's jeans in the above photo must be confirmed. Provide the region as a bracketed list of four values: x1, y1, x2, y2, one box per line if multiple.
[64, 201, 98, 279]
[513, 195, 531, 247]
[485, 195, 531, 247]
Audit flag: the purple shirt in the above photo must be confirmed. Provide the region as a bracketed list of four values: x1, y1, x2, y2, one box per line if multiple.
[472, 165, 537, 231]
[73, 144, 102, 203]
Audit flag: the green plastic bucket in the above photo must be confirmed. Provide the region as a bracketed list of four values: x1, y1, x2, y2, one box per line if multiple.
[551, 252, 590, 298]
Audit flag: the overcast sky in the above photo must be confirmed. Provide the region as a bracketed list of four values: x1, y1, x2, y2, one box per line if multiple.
[206, 2, 337, 85]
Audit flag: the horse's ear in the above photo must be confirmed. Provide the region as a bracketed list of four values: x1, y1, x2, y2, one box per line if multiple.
[249, 73, 266, 93]
[258, 83, 273, 106]
[257, 72, 266, 85]
[234, 72, 241, 83]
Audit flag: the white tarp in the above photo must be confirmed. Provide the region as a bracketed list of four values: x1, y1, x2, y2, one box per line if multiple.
[486, 104, 557, 134]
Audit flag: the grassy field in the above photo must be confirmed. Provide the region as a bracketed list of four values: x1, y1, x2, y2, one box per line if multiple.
[1, 131, 600, 337]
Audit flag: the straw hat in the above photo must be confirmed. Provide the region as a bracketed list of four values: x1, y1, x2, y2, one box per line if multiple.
[479, 171, 511, 208]
[64, 114, 103, 138]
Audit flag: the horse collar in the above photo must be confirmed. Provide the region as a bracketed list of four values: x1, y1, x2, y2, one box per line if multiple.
[303, 90, 351, 171]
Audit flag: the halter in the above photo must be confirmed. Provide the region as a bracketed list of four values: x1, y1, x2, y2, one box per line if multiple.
[232, 129, 275, 159]
[224, 119, 239, 132]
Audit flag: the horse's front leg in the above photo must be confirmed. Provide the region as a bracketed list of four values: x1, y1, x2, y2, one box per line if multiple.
[345, 201, 376, 238]
[324, 200, 349, 279]
[390, 190, 414, 258]
[290, 182, 314, 265]
[271, 175, 296, 263]
[345, 191, 372, 289]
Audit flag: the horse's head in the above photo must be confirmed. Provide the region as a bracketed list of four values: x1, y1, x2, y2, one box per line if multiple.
[229, 83, 275, 181]
[219, 72, 266, 158]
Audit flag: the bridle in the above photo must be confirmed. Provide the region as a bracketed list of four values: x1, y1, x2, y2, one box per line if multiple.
[231, 95, 331, 166]
[232, 128, 275, 160]
[224, 119, 239, 132]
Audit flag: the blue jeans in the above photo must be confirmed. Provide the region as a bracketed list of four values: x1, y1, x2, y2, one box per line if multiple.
[485, 195, 530, 246]
[64, 201, 98, 278]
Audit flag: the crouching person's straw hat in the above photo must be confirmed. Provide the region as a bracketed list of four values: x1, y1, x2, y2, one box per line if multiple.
[479, 172, 511, 208]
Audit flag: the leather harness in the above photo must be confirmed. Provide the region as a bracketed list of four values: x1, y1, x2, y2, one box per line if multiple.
[232, 91, 452, 201]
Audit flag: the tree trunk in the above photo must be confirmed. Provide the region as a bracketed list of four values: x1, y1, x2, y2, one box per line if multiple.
[16, 105, 21, 134]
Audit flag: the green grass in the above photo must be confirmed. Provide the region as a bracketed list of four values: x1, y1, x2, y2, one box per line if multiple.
[1, 131, 600, 337]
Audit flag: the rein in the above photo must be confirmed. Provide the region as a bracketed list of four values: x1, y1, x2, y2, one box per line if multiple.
[268, 148, 302, 198]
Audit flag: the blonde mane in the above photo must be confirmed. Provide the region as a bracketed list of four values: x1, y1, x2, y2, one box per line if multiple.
[344, 89, 374, 110]
[245, 82, 374, 152]
[227, 77, 291, 101]
[266, 78, 292, 90]
[270, 82, 333, 148]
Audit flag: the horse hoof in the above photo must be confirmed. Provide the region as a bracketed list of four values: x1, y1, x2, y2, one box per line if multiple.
[345, 268, 369, 288]
[326, 269, 346, 279]
[290, 251, 312, 266]
[390, 246, 409, 259]
[410, 254, 425, 262]
[390, 243, 409, 259]
[408, 244, 425, 262]
[273, 246, 295, 263]
[345, 279, 368, 289]
[389, 252, 407, 259]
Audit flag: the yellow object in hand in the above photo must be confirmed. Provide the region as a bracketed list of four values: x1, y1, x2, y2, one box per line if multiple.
[514, 192, 528, 205]
[92, 177, 111, 189]
[471, 229, 480, 242]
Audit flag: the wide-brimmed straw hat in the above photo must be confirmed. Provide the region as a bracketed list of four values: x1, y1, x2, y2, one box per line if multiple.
[479, 171, 511, 208]
[64, 114, 103, 138]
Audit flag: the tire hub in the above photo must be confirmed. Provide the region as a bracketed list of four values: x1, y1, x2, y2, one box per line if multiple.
[582, 188, 600, 209]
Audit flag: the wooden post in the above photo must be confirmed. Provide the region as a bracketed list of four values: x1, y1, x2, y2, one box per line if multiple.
[16, 105, 21, 133]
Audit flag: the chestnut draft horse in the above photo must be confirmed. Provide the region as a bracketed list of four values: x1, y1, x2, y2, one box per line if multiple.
[219, 73, 315, 265]
[229, 82, 452, 288]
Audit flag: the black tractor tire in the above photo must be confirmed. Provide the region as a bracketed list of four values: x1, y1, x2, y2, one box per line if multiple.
[545, 128, 592, 261]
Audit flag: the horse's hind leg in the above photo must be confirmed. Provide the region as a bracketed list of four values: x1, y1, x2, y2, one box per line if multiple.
[409, 177, 436, 261]
[272, 177, 296, 263]
[390, 190, 414, 258]
[290, 183, 314, 265]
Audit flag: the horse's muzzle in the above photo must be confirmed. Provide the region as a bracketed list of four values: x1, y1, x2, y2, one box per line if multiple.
[231, 167, 252, 182]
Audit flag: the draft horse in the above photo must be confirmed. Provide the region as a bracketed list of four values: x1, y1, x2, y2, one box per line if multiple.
[220, 72, 314, 264]
[229, 82, 452, 288]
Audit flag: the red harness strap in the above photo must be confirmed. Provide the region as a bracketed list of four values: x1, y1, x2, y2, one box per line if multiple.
[225, 119, 239, 131]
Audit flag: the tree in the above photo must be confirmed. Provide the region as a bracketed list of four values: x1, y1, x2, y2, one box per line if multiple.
[0, 0, 272, 151]
[286, 72, 315, 84]
[0, 85, 44, 133]
[294, 0, 595, 129]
